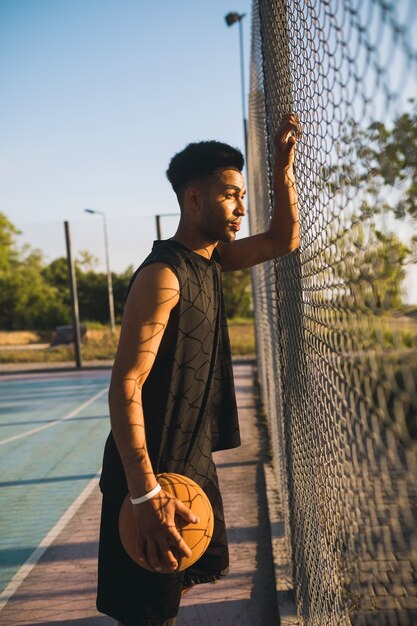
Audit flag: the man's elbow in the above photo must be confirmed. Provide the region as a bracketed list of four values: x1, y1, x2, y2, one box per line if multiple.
[108, 372, 141, 428]
[108, 381, 120, 431]
[266, 231, 300, 258]
[283, 234, 301, 255]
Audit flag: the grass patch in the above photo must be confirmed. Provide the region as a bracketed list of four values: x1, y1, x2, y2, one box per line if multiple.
[228, 319, 255, 355]
[0, 318, 255, 363]
[0, 331, 44, 346]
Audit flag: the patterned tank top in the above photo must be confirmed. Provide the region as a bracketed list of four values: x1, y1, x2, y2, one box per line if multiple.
[100, 238, 240, 497]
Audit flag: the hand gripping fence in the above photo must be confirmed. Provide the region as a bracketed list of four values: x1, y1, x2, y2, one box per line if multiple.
[247, 1, 417, 624]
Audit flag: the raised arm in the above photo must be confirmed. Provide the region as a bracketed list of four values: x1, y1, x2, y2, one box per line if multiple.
[217, 113, 301, 271]
[109, 262, 198, 573]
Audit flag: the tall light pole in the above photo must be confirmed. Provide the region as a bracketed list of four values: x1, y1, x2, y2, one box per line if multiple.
[225, 11, 248, 160]
[84, 208, 116, 334]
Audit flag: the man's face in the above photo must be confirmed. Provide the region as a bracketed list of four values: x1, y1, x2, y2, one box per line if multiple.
[196, 168, 247, 243]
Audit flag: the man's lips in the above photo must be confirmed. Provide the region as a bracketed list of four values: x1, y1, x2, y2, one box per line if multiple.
[229, 221, 241, 231]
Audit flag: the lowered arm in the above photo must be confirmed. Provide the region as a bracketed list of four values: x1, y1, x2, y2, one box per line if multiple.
[109, 262, 180, 498]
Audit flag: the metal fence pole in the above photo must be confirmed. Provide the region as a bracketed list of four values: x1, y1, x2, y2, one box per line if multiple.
[64, 221, 83, 369]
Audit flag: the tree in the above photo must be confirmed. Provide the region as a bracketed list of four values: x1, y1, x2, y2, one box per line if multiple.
[112, 265, 135, 321]
[326, 222, 410, 312]
[0, 209, 253, 329]
[0, 243, 69, 330]
[361, 108, 417, 220]
[321, 104, 417, 310]
[222, 268, 253, 318]
[77, 249, 100, 271]
[43, 258, 133, 324]
[324, 103, 417, 222]
[0, 212, 20, 271]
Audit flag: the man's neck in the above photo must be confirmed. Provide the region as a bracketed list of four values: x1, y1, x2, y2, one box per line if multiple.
[171, 226, 218, 260]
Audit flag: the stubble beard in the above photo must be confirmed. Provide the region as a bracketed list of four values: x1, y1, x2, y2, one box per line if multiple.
[198, 217, 236, 244]
[218, 229, 236, 243]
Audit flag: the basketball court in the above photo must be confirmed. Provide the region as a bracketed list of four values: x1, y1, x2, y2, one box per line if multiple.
[0, 369, 111, 611]
[0, 362, 282, 625]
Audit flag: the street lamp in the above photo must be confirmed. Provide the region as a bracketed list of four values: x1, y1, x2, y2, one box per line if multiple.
[225, 11, 247, 159]
[84, 208, 116, 334]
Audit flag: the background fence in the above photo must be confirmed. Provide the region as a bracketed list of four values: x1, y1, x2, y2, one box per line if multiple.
[248, 1, 417, 624]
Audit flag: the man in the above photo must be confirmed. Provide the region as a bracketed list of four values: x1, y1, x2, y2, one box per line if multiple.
[97, 113, 300, 626]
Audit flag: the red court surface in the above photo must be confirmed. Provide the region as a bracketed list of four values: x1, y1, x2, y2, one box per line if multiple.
[0, 361, 280, 626]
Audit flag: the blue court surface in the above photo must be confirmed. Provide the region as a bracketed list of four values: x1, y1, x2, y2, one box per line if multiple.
[0, 369, 111, 596]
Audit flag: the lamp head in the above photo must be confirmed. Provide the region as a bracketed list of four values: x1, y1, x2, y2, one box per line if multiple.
[225, 12, 245, 27]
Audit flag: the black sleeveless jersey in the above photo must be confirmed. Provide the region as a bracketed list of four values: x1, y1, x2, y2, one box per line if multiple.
[99, 238, 241, 590]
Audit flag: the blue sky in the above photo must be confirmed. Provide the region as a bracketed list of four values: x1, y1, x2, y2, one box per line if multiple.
[0, 0, 251, 267]
[1, 0, 416, 302]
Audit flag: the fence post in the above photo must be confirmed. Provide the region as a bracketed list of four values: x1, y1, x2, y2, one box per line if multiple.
[64, 221, 83, 369]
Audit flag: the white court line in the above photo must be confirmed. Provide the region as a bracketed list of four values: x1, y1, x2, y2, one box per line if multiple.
[0, 387, 108, 446]
[0, 385, 104, 401]
[0, 382, 105, 393]
[0, 473, 100, 612]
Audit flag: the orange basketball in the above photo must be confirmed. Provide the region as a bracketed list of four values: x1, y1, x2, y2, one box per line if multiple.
[119, 472, 214, 573]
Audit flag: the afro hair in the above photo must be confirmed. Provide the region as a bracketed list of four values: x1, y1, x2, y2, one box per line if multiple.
[166, 140, 244, 200]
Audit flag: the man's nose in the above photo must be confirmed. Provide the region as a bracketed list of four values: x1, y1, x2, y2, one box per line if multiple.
[235, 198, 246, 216]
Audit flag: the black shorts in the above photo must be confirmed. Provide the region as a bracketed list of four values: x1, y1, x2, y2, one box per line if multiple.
[96, 482, 229, 625]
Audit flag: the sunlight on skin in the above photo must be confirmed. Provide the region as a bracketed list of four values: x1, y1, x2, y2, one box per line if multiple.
[109, 266, 198, 573]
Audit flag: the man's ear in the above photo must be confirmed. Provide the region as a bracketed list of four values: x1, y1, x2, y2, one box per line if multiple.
[184, 186, 200, 211]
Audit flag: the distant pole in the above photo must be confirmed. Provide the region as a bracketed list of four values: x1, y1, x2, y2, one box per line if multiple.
[102, 215, 116, 334]
[154, 213, 180, 241]
[155, 214, 162, 240]
[238, 17, 248, 159]
[64, 221, 83, 369]
[84, 209, 116, 334]
[225, 11, 248, 161]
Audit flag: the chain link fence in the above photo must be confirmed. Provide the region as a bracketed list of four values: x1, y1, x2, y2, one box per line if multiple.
[248, 1, 417, 624]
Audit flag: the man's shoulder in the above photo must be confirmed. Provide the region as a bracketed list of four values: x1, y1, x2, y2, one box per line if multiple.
[129, 240, 220, 298]
[128, 261, 180, 300]
[139, 239, 188, 269]
[124, 242, 184, 299]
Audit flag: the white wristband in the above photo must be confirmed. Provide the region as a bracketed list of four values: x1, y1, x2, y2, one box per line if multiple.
[130, 483, 161, 505]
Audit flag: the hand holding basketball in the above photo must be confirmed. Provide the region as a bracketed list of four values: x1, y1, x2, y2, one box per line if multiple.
[119, 473, 214, 575]
[131, 488, 198, 573]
